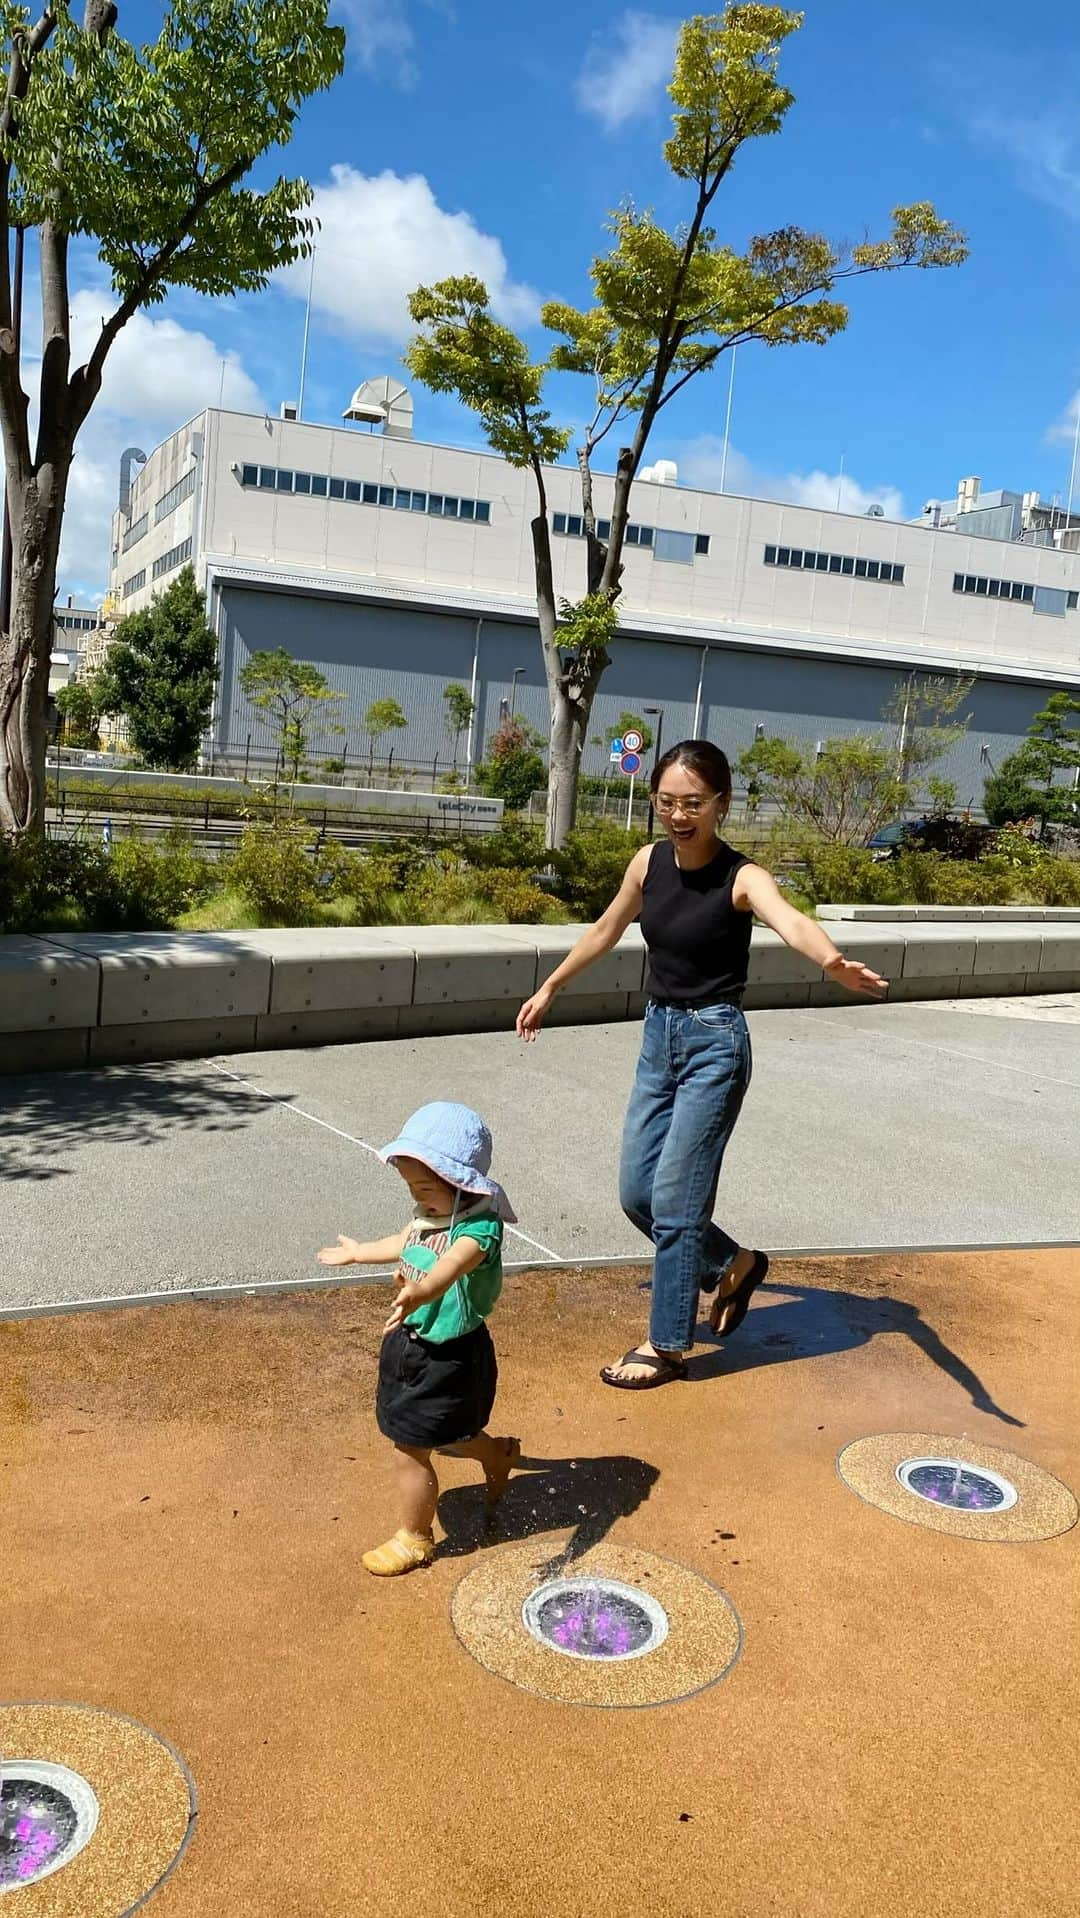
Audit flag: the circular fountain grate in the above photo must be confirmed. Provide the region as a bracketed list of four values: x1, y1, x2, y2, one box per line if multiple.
[522, 1577, 668, 1662]
[0, 1761, 99, 1890]
[837, 1432, 1077, 1542]
[897, 1457, 1017, 1512]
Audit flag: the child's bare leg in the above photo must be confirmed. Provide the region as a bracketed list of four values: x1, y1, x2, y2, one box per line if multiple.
[394, 1444, 439, 1535]
[443, 1432, 521, 1504]
[361, 1445, 437, 1577]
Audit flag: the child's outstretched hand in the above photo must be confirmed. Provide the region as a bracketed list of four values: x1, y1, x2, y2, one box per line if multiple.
[317, 1236, 362, 1266]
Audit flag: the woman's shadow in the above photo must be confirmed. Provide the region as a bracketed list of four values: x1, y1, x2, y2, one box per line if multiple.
[681, 1277, 1025, 1428]
[436, 1451, 659, 1575]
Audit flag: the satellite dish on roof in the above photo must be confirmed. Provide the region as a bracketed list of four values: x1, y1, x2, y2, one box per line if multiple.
[865, 504, 885, 517]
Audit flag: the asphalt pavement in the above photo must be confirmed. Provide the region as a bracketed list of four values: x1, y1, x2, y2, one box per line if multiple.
[3, 992, 1078, 1312]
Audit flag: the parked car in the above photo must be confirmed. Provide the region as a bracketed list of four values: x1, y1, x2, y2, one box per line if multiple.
[867, 819, 925, 860]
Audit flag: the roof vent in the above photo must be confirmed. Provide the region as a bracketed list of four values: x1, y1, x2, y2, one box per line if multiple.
[343, 376, 414, 439]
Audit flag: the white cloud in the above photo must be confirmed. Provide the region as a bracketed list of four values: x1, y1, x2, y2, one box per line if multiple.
[335, 0, 454, 88]
[677, 434, 906, 519]
[33, 295, 264, 601]
[968, 109, 1080, 219]
[576, 11, 677, 132]
[278, 165, 538, 347]
[1047, 388, 1080, 448]
[67, 292, 262, 425]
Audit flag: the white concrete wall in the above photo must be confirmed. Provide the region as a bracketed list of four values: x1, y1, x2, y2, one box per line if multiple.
[108, 409, 1080, 691]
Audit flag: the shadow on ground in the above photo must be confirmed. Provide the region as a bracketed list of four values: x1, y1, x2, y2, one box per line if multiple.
[678, 1278, 1026, 1428]
[437, 1452, 660, 1572]
[0, 1062, 285, 1183]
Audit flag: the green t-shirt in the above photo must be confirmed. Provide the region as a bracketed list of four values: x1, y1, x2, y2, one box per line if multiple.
[397, 1204, 504, 1343]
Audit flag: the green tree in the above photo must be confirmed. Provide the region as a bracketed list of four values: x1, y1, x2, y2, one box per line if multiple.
[884, 672, 973, 784]
[983, 694, 1080, 836]
[737, 734, 909, 846]
[95, 567, 217, 770]
[406, 9, 964, 847]
[442, 681, 475, 768]
[239, 647, 344, 785]
[54, 674, 103, 748]
[362, 696, 408, 777]
[475, 716, 546, 810]
[0, 0, 344, 837]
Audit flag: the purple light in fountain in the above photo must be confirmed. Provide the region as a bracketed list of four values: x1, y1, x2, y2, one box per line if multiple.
[899, 1459, 1014, 1513]
[525, 1577, 667, 1662]
[0, 1779, 81, 1888]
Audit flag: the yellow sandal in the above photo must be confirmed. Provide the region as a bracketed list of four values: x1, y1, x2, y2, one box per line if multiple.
[362, 1529, 434, 1577]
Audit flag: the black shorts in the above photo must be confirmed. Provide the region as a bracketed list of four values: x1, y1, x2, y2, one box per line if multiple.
[376, 1322, 497, 1449]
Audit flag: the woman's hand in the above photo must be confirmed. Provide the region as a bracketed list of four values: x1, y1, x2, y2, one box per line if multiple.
[516, 984, 555, 1042]
[823, 955, 889, 999]
[317, 1235, 362, 1266]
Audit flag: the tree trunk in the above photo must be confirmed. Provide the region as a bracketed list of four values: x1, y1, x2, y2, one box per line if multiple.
[0, 464, 67, 836]
[547, 687, 586, 850]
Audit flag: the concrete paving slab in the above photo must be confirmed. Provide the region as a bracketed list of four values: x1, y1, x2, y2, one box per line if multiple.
[0, 1248, 1076, 1916]
[2, 999, 1077, 1312]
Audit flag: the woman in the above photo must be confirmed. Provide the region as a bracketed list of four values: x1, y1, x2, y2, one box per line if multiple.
[516, 740, 887, 1389]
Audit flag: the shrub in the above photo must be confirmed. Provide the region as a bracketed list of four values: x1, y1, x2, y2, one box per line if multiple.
[457, 817, 548, 873]
[802, 844, 883, 906]
[549, 818, 649, 919]
[92, 833, 216, 930]
[226, 828, 321, 923]
[471, 868, 552, 923]
[0, 834, 105, 932]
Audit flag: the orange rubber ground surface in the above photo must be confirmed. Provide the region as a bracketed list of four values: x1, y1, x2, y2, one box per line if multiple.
[2, 1249, 1077, 1917]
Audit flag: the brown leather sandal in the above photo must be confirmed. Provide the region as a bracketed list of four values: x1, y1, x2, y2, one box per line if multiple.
[600, 1347, 688, 1390]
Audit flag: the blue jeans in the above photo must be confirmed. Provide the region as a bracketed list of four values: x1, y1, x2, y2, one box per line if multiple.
[619, 1000, 752, 1354]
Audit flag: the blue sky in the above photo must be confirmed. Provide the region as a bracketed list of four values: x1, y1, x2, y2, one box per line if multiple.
[52, 0, 1080, 598]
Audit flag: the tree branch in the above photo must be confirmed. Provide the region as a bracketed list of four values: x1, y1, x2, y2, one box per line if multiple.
[69, 152, 251, 429]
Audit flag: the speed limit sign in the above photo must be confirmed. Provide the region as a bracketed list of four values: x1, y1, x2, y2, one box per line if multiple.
[622, 727, 644, 753]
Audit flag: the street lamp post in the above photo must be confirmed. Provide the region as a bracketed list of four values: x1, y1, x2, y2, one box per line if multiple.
[510, 667, 525, 720]
[644, 704, 664, 838]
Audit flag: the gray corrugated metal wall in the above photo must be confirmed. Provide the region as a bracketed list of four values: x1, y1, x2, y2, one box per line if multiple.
[214, 583, 1051, 801]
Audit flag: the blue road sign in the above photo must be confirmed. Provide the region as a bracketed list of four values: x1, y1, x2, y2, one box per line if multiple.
[620, 751, 642, 775]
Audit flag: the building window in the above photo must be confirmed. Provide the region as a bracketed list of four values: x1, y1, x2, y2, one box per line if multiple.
[152, 537, 192, 582]
[122, 514, 148, 552]
[695, 533, 710, 555]
[1033, 585, 1068, 618]
[235, 465, 492, 525]
[953, 572, 1042, 606]
[654, 528, 696, 565]
[765, 544, 904, 585]
[154, 468, 196, 523]
[123, 569, 146, 598]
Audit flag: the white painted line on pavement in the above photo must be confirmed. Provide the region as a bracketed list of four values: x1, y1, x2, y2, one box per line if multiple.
[205, 1058, 564, 1264]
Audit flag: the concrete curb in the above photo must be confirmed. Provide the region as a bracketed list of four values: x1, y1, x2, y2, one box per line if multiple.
[2, 917, 1078, 1075]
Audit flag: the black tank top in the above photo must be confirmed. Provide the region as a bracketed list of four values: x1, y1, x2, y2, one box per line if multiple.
[639, 839, 753, 1007]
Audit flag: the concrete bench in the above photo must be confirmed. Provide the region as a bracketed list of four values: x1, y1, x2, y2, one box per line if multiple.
[1, 917, 1078, 1073]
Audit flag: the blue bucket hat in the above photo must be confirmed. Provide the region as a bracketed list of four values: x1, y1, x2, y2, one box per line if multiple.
[379, 1101, 517, 1223]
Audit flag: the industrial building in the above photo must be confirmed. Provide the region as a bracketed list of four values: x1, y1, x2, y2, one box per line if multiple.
[105, 380, 1080, 803]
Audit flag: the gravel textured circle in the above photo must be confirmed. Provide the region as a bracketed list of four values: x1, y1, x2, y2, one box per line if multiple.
[0, 1705, 195, 1916]
[451, 1538, 741, 1708]
[837, 1433, 1078, 1542]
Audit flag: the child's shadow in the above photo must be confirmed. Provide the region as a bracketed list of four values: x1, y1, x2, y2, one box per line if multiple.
[436, 1452, 659, 1575]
